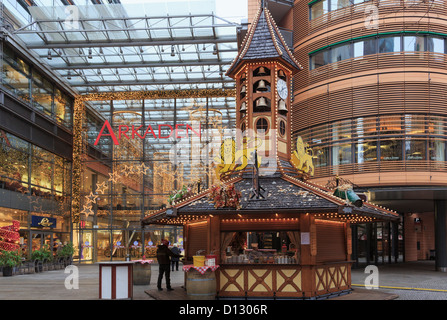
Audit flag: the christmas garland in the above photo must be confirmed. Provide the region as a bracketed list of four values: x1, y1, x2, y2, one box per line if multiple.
[209, 184, 241, 209]
[168, 185, 194, 205]
[0, 221, 20, 252]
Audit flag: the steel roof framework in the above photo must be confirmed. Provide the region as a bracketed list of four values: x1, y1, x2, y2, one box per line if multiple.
[12, 5, 240, 94]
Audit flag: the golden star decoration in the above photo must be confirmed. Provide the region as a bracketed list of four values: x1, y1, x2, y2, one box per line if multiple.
[85, 191, 99, 204]
[95, 181, 108, 194]
[81, 204, 94, 218]
[121, 165, 134, 177]
[137, 162, 151, 175]
[108, 172, 119, 183]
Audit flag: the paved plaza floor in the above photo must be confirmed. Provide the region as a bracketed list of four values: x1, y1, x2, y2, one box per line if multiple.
[0, 260, 447, 301]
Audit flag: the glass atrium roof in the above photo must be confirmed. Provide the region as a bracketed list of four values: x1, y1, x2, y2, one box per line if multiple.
[9, 0, 240, 94]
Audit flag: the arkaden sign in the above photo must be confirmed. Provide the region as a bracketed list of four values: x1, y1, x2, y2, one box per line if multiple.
[93, 120, 201, 146]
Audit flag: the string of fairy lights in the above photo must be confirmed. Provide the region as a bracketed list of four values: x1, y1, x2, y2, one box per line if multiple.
[72, 89, 236, 224]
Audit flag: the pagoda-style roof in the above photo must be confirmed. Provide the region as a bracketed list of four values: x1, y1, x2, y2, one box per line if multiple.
[226, 4, 302, 78]
[141, 170, 400, 225]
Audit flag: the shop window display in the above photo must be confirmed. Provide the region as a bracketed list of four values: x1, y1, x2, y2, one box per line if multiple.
[0, 131, 71, 200]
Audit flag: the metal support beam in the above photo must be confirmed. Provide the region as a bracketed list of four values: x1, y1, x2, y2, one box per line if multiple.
[50, 59, 233, 70]
[70, 78, 235, 87]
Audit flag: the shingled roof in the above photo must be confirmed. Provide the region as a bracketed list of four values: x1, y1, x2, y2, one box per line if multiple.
[226, 4, 302, 77]
[141, 170, 400, 225]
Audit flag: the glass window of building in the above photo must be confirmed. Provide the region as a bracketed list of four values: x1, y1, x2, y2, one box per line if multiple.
[380, 116, 402, 135]
[332, 143, 352, 165]
[427, 37, 445, 53]
[428, 116, 446, 135]
[310, 35, 447, 69]
[330, 0, 351, 11]
[54, 88, 73, 128]
[311, 0, 329, 20]
[355, 140, 377, 163]
[405, 140, 426, 160]
[405, 114, 426, 135]
[378, 36, 401, 53]
[32, 71, 54, 116]
[403, 36, 425, 52]
[353, 38, 376, 58]
[331, 43, 351, 63]
[429, 140, 446, 161]
[380, 139, 402, 161]
[355, 117, 377, 137]
[310, 50, 329, 70]
[332, 119, 352, 141]
[2, 46, 31, 103]
[313, 146, 330, 167]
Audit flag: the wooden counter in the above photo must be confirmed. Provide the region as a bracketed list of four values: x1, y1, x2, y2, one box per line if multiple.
[217, 262, 351, 299]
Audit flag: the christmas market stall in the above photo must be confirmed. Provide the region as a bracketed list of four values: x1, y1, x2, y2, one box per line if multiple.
[141, 3, 400, 299]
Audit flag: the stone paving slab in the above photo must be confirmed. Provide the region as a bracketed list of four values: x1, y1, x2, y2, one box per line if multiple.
[1, 261, 446, 301]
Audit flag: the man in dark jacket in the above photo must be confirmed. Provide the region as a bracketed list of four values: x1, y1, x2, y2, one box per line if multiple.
[156, 239, 182, 291]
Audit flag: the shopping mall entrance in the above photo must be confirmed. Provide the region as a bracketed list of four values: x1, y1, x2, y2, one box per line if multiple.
[30, 231, 53, 251]
[352, 221, 404, 268]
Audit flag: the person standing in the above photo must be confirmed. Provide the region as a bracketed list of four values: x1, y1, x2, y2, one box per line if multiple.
[156, 239, 182, 291]
[170, 244, 181, 271]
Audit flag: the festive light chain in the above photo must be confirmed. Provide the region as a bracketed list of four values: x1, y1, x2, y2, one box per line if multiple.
[71, 88, 236, 224]
[0, 220, 20, 252]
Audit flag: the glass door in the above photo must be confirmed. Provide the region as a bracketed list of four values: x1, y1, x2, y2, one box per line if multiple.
[31, 231, 53, 255]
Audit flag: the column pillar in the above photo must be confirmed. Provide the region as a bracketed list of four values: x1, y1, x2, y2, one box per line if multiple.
[435, 200, 447, 272]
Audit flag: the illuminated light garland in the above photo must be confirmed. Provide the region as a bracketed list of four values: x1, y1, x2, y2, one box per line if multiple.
[0, 220, 20, 252]
[71, 88, 236, 225]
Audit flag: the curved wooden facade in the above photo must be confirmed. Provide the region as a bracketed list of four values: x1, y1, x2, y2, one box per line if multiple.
[292, 0, 447, 185]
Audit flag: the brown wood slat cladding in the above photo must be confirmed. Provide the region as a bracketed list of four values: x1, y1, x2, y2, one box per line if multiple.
[293, 0, 447, 94]
[311, 161, 447, 178]
[186, 222, 208, 259]
[299, 53, 444, 92]
[315, 220, 347, 263]
[292, 81, 447, 131]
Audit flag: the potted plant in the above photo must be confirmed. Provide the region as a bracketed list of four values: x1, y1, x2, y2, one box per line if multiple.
[57, 242, 74, 267]
[32, 245, 52, 272]
[63, 242, 74, 266]
[0, 250, 22, 276]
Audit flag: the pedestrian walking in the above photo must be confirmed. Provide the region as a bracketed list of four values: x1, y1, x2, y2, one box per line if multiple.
[171, 243, 181, 271]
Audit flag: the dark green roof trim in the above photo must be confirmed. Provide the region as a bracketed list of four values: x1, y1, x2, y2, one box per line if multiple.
[308, 0, 321, 6]
[308, 31, 447, 55]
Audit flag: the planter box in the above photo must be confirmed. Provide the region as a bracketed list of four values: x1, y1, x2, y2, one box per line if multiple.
[133, 262, 151, 285]
[2, 266, 13, 276]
